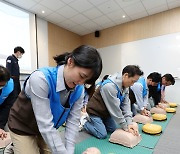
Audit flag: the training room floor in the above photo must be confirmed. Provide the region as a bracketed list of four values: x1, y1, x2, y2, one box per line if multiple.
[153, 106, 180, 154]
[0, 106, 179, 154]
[75, 106, 180, 154]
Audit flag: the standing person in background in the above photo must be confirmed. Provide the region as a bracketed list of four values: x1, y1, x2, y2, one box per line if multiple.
[8, 45, 102, 154]
[81, 65, 143, 139]
[0, 65, 15, 139]
[6, 46, 25, 98]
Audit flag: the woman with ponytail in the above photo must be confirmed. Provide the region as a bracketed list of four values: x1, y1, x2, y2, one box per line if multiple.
[8, 45, 102, 154]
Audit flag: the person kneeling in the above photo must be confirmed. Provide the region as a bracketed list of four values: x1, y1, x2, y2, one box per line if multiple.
[81, 65, 143, 139]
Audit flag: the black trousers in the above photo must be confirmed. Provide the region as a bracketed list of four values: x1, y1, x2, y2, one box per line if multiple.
[13, 78, 21, 99]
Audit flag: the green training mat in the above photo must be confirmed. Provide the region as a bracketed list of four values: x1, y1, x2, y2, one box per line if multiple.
[75, 113, 173, 153]
[138, 113, 173, 149]
[75, 134, 153, 154]
[0, 148, 4, 154]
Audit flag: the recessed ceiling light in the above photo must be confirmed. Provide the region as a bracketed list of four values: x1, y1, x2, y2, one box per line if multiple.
[42, 10, 45, 14]
[122, 15, 126, 18]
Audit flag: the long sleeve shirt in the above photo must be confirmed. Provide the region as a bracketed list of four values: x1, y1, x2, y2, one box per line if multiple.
[6, 54, 20, 77]
[25, 65, 84, 154]
[161, 85, 166, 101]
[131, 80, 149, 111]
[100, 73, 132, 130]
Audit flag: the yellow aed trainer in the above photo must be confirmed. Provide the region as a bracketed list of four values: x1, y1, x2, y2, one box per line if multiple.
[152, 114, 167, 121]
[169, 103, 177, 108]
[165, 108, 176, 113]
[142, 123, 162, 135]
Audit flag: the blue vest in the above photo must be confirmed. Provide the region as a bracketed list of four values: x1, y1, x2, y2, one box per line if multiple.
[157, 83, 161, 92]
[137, 77, 147, 98]
[96, 81, 102, 87]
[0, 78, 14, 105]
[101, 78, 125, 104]
[39, 67, 83, 128]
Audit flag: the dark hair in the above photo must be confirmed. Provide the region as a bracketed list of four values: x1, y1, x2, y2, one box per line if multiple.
[147, 72, 161, 83]
[163, 74, 175, 85]
[53, 45, 102, 84]
[14, 46, 25, 54]
[85, 83, 96, 99]
[122, 65, 143, 77]
[0, 65, 10, 82]
[102, 75, 109, 82]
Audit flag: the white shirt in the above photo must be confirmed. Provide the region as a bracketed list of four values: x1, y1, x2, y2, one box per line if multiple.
[161, 85, 166, 101]
[131, 79, 149, 111]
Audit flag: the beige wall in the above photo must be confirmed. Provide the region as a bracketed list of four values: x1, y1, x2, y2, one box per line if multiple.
[48, 23, 82, 66]
[82, 7, 180, 48]
[48, 7, 180, 65]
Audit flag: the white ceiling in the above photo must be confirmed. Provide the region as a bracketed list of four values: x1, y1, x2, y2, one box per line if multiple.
[4, 0, 180, 36]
